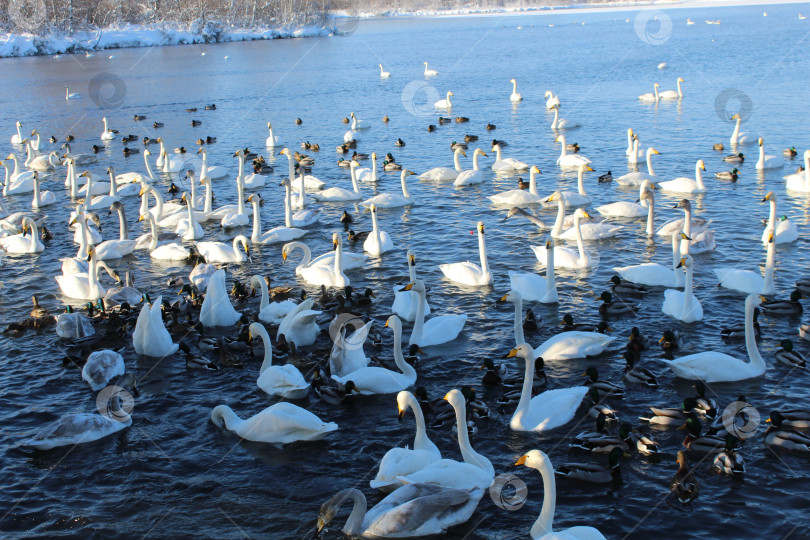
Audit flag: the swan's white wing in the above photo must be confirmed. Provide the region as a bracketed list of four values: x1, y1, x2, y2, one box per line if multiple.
[364, 484, 475, 537]
[714, 268, 762, 295]
[662, 352, 751, 382]
[27, 413, 129, 450]
[82, 350, 125, 391]
[372, 448, 443, 490]
[438, 261, 487, 286]
[508, 271, 549, 302]
[535, 332, 614, 360]
[245, 402, 336, 443]
[614, 264, 677, 287]
[515, 386, 589, 432]
[419, 314, 467, 347]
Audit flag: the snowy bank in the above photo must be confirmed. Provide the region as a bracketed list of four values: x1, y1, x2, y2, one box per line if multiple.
[0, 22, 330, 59]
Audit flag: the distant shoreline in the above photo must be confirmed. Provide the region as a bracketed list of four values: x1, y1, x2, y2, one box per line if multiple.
[0, 0, 805, 59]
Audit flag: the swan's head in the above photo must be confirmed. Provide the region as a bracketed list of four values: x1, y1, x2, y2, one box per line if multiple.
[385, 314, 402, 334]
[677, 77, 684, 82]
[476, 148, 487, 157]
[447, 91, 454, 97]
[675, 199, 691, 211]
[654, 83, 660, 87]
[395, 390, 414, 419]
[697, 159, 706, 170]
[371, 152, 377, 159]
[574, 208, 591, 220]
[16, 121, 21, 127]
[554, 135, 565, 144]
[758, 137, 764, 146]
[407, 250, 416, 266]
[506, 343, 535, 362]
[332, 232, 341, 249]
[350, 160, 359, 169]
[102, 116, 108, 122]
[443, 388, 465, 409]
[544, 90, 552, 98]
[30, 129, 38, 136]
[369, 204, 377, 213]
[746, 294, 763, 311]
[530, 165, 541, 174]
[546, 237, 554, 249]
[247, 322, 266, 342]
[477, 221, 485, 235]
[510, 78, 516, 83]
[498, 290, 522, 304]
[402, 279, 425, 293]
[762, 191, 775, 202]
[278, 148, 290, 156]
[580, 164, 594, 172]
[515, 449, 549, 470]
[210, 405, 233, 429]
[675, 255, 693, 269]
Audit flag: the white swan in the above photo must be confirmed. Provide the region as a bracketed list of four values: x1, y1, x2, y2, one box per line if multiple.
[105, 166, 140, 198]
[421, 147, 465, 181]
[100, 117, 115, 140]
[544, 90, 560, 109]
[670, 199, 716, 255]
[362, 169, 416, 208]
[614, 231, 681, 288]
[638, 83, 660, 102]
[453, 148, 488, 186]
[509, 240, 558, 304]
[26, 408, 131, 450]
[556, 135, 591, 168]
[379, 64, 391, 78]
[56, 249, 117, 300]
[403, 280, 466, 347]
[281, 240, 365, 286]
[392, 250, 431, 322]
[82, 172, 121, 210]
[94, 202, 137, 260]
[220, 170, 250, 228]
[552, 194, 622, 241]
[265, 122, 281, 147]
[423, 61, 438, 76]
[659, 77, 684, 99]
[597, 180, 654, 217]
[199, 269, 242, 327]
[248, 193, 306, 245]
[0, 216, 44, 253]
[434, 91, 453, 109]
[536, 204, 597, 269]
[197, 236, 250, 264]
[332, 315, 416, 394]
[516, 449, 607, 540]
[3, 153, 36, 193]
[509, 344, 589, 432]
[210, 403, 336, 444]
[394, 388, 494, 491]
[317, 483, 482, 538]
[729, 113, 758, 145]
[363, 204, 394, 257]
[627, 135, 646, 165]
[715, 231, 776, 295]
[658, 160, 707, 193]
[250, 275, 297, 325]
[277, 298, 322, 347]
[10, 121, 23, 145]
[662, 255, 703, 323]
[280, 178, 321, 227]
[761, 191, 797, 244]
[663, 295, 766, 382]
[755, 137, 783, 170]
[133, 296, 179, 357]
[491, 143, 529, 172]
[250, 322, 309, 399]
[438, 221, 492, 286]
[82, 350, 124, 391]
[329, 316, 371, 378]
[534, 330, 615, 361]
[115, 150, 155, 185]
[174, 193, 204, 241]
[489, 166, 543, 205]
[509, 78, 523, 102]
[355, 152, 379, 182]
[551, 163, 593, 206]
[785, 150, 810, 192]
[138, 213, 190, 261]
[279, 147, 325, 193]
[550, 105, 579, 130]
[31, 172, 55, 209]
[350, 111, 369, 130]
[311, 160, 362, 201]
[198, 147, 229, 181]
[371, 390, 442, 491]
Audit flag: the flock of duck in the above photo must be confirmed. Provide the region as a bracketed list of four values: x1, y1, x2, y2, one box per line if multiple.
[4, 60, 810, 539]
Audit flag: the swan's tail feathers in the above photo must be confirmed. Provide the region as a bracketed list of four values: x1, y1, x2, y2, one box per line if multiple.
[639, 416, 652, 423]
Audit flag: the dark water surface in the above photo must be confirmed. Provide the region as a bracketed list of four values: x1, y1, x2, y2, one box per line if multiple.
[2, 3, 810, 539]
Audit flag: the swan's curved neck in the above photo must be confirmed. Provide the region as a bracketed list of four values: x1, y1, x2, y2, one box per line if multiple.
[297, 172, 307, 210]
[349, 166, 360, 194]
[512, 351, 536, 429]
[683, 261, 694, 314]
[766, 199, 777, 232]
[558, 137, 567, 159]
[671, 233, 680, 270]
[371, 209, 382, 256]
[285, 152, 295, 182]
[763, 237, 776, 294]
[645, 195, 655, 236]
[252, 276, 269, 312]
[254, 324, 273, 374]
[680, 206, 692, 256]
[577, 168, 587, 196]
[677, 79, 683, 98]
[337, 489, 367, 535]
[391, 321, 415, 379]
[551, 195, 567, 237]
[400, 171, 411, 199]
[626, 129, 633, 153]
[731, 116, 741, 143]
[695, 163, 705, 190]
[251, 199, 262, 242]
[88, 254, 102, 299]
[646, 150, 656, 176]
[289, 242, 312, 269]
[551, 107, 559, 129]
[370, 156, 377, 180]
[529, 169, 539, 196]
[143, 152, 155, 180]
[108, 169, 118, 197]
[472, 151, 480, 171]
[512, 80, 518, 94]
[334, 238, 346, 280]
[411, 285, 427, 345]
[574, 214, 587, 265]
[404, 393, 433, 451]
[32, 174, 42, 207]
[203, 150, 211, 178]
[546, 246, 557, 301]
[75, 213, 89, 259]
[1, 162, 9, 196]
[235, 174, 245, 214]
[478, 228, 491, 281]
[202, 178, 212, 214]
[529, 459, 557, 538]
[213, 406, 244, 432]
[453, 149, 463, 172]
[145, 214, 159, 252]
[268, 124, 275, 141]
[494, 146, 503, 162]
[745, 300, 765, 371]
[451, 397, 492, 474]
[116, 205, 128, 240]
[232, 237, 246, 260]
[512, 295, 525, 346]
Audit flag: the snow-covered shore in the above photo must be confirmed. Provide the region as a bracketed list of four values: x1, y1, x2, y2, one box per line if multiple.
[0, 22, 330, 59]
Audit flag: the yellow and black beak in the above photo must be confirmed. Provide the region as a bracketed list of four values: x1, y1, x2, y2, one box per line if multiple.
[403, 283, 414, 291]
[506, 348, 518, 358]
[515, 454, 528, 466]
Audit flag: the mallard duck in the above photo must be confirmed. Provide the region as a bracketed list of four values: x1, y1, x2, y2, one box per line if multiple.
[586, 387, 619, 422]
[384, 159, 402, 171]
[427, 124, 436, 132]
[178, 342, 218, 370]
[347, 230, 369, 244]
[337, 158, 352, 168]
[152, 121, 163, 128]
[479, 358, 505, 386]
[715, 168, 738, 181]
[121, 134, 138, 143]
[713, 143, 724, 151]
[572, 413, 610, 441]
[584, 366, 625, 399]
[485, 123, 496, 130]
[723, 152, 744, 162]
[394, 138, 405, 147]
[517, 178, 529, 190]
[659, 329, 682, 350]
[765, 412, 810, 451]
[438, 117, 451, 125]
[769, 410, 810, 429]
[680, 418, 725, 453]
[555, 447, 625, 484]
[142, 136, 157, 145]
[185, 108, 198, 112]
[627, 327, 649, 351]
[206, 136, 216, 144]
[598, 291, 639, 316]
[464, 134, 479, 142]
[775, 339, 806, 368]
[640, 397, 699, 425]
[294, 151, 315, 165]
[491, 138, 508, 147]
[30, 295, 51, 319]
[713, 435, 745, 475]
[191, 120, 202, 127]
[560, 314, 610, 333]
[693, 381, 718, 419]
[204, 104, 216, 110]
[671, 451, 699, 503]
[312, 372, 358, 405]
[122, 147, 139, 156]
[336, 144, 349, 154]
[609, 276, 649, 296]
[523, 309, 539, 333]
[566, 142, 580, 153]
[720, 307, 761, 340]
[571, 423, 633, 454]
[295, 118, 303, 125]
[784, 146, 798, 157]
[455, 116, 469, 123]
[598, 170, 613, 182]
[760, 289, 803, 316]
[623, 351, 657, 387]
[630, 430, 660, 455]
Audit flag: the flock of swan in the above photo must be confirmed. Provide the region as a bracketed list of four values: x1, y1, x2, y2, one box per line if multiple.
[4, 57, 810, 539]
